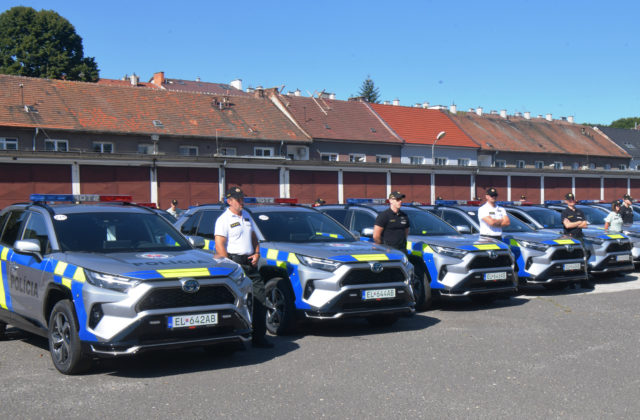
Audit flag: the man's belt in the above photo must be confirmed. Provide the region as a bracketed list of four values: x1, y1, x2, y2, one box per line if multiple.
[228, 253, 251, 265]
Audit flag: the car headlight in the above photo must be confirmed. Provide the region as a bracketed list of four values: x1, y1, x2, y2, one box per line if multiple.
[519, 240, 550, 251]
[297, 254, 342, 272]
[229, 265, 247, 286]
[85, 269, 140, 292]
[432, 245, 468, 259]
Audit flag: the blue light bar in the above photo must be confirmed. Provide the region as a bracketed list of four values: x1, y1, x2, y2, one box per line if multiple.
[435, 200, 468, 205]
[578, 200, 602, 204]
[496, 201, 514, 206]
[30, 194, 132, 203]
[346, 198, 386, 205]
[544, 200, 563, 204]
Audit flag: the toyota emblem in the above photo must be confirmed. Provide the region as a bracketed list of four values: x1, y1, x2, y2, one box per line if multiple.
[487, 250, 498, 259]
[369, 262, 383, 273]
[180, 278, 200, 294]
[566, 245, 574, 252]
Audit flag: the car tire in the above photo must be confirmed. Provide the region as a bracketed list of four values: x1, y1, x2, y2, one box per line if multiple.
[366, 314, 399, 327]
[265, 278, 296, 335]
[412, 268, 433, 311]
[0, 321, 6, 340]
[48, 300, 91, 375]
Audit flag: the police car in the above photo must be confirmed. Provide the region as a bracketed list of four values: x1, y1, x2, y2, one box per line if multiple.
[424, 201, 589, 290]
[174, 198, 415, 335]
[319, 199, 517, 304]
[0, 194, 253, 374]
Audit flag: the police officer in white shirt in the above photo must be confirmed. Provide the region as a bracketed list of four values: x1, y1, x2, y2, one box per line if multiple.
[478, 187, 510, 238]
[215, 186, 272, 348]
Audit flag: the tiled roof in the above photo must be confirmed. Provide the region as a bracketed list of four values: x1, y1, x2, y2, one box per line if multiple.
[369, 103, 478, 147]
[448, 113, 629, 158]
[0, 74, 309, 142]
[277, 95, 402, 143]
[597, 126, 640, 158]
[97, 78, 159, 89]
[157, 78, 249, 96]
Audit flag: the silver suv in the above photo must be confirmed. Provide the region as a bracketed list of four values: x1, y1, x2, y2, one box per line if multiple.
[0, 194, 253, 374]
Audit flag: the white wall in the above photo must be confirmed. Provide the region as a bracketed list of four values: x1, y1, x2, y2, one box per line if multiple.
[400, 145, 477, 166]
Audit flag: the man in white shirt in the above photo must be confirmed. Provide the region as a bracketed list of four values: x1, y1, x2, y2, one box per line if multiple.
[215, 186, 272, 348]
[166, 199, 178, 218]
[478, 187, 510, 238]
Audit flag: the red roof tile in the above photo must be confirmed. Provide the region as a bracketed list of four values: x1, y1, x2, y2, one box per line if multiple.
[0, 74, 309, 142]
[97, 78, 159, 89]
[277, 95, 402, 143]
[369, 103, 478, 147]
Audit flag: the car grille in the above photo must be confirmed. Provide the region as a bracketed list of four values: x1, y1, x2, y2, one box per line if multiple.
[340, 268, 405, 286]
[550, 247, 584, 260]
[467, 253, 512, 269]
[137, 285, 236, 311]
[606, 242, 632, 253]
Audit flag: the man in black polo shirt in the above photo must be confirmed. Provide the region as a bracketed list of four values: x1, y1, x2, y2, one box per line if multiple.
[561, 192, 594, 289]
[619, 194, 634, 226]
[373, 191, 410, 251]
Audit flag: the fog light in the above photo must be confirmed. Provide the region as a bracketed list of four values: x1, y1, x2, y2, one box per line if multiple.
[438, 265, 448, 281]
[89, 304, 103, 329]
[525, 258, 533, 270]
[303, 280, 315, 299]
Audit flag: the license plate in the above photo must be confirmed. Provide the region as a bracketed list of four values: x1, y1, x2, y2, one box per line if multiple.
[362, 288, 396, 300]
[563, 263, 581, 271]
[484, 272, 507, 281]
[617, 254, 631, 262]
[168, 312, 218, 329]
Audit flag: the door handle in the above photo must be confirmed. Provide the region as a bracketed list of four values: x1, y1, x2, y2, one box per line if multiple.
[10, 264, 18, 272]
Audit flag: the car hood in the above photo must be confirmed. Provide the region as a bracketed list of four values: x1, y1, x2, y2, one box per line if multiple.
[260, 241, 406, 262]
[537, 228, 629, 241]
[407, 234, 510, 251]
[503, 231, 580, 244]
[60, 249, 237, 280]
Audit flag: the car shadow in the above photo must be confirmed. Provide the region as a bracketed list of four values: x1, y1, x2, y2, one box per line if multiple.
[592, 272, 639, 284]
[290, 313, 440, 338]
[432, 295, 529, 312]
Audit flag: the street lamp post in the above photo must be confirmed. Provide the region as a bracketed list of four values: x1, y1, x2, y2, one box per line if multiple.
[431, 131, 446, 165]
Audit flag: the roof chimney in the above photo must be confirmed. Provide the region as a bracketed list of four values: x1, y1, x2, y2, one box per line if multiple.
[500, 109, 507, 118]
[329, 93, 336, 100]
[130, 73, 139, 86]
[567, 116, 574, 124]
[195, 77, 201, 82]
[152, 72, 165, 87]
[392, 99, 400, 106]
[476, 107, 483, 116]
[450, 104, 457, 114]
[524, 112, 531, 120]
[422, 101, 430, 109]
[230, 79, 242, 90]
[414, 103, 421, 108]
[384, 100, 390, 105]
[545, 113, 552, 121]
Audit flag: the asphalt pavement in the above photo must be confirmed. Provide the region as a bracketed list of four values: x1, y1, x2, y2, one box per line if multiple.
[2, 274, 640, 419]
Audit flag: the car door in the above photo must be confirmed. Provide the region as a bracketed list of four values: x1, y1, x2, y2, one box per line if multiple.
[0, 210, 28, 316]
[196, 210, 225, 251]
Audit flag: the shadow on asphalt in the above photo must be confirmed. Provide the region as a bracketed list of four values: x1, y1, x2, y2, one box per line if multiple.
[433, 296, 529, 312]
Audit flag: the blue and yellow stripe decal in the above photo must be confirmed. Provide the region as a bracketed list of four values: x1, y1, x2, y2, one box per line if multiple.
[49, 260, 95, 342]
[0, 246, 13, 310]
[459, 243, 505, 251]
[260, 248, 309, 309]
[542, 238, 579, 245]
[331, 253, 403, 262]
[600, 234, 626, 239]
[314, 232, 344, 239]
[406, 241, 439, 290]
[203, 239, 215, 251]
[123, 266, 234, 280]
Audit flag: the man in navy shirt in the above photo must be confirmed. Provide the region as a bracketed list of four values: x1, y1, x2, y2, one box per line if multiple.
[561, 192, 594, 289]
[373, 191, 410, 251]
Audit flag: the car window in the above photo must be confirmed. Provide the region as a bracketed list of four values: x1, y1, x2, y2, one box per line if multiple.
[252, 210, 355, 243]
[352, 210, 375, 233]
[441, 210, 476, 233]
[578, 206, 607, 225]
[0, 210, 27, 246]
[179, 211, 202, 236]
[323, 209, 349, 227]
[21, 212, 51, 254]
[196, 211, 223, 239]
[404, 208, 459, 236]
[524, 208, 563, 228]
[501, 214, 535, 233]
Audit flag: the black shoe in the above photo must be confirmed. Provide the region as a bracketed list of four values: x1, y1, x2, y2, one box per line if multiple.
[252, 337, 274, 348]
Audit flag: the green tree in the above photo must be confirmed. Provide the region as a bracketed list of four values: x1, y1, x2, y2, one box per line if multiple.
[0, 6, 99, 81]
[610, 117, 640, 129]
[358, 75, 380, 103]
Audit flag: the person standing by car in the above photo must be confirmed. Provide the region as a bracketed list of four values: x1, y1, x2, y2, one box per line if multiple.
[373, 191, 410, 251]
[215, 186, 273, 348]
[604, 200, 623, 232]
[478, 187, 510, 239]
[620, 194, 634, 226]
[562, 192, 594, 289]
[166, 199, 179, 218]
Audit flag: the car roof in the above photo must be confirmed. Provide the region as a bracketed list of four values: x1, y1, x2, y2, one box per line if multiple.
[14, 203, 155, 215]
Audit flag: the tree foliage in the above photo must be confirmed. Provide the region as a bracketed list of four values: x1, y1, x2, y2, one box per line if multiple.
[0, 6, 99, 81]
[609, 117, 640, 130]
[358, 75, 380, 103]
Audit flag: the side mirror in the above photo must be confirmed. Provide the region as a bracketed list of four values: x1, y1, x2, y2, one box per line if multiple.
[456, 225, 471, 234]
[349, 230, 361, 240]
[14, 239, 42, 261]
[361, 227, 374, 238]
[188, 236, 206, 249]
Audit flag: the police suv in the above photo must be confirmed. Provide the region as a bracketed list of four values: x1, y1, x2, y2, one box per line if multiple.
[175, 198, 415, 335]
[424, 201, 589, 290]
[0, 194, 253, 374]
[319, 199, 517, 304]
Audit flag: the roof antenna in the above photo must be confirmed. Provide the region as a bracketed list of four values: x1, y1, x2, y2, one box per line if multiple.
[19, 83, 24, 106]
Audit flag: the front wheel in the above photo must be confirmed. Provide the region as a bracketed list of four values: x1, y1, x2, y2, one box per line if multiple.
[0, 321, 6, 340]
[265, 278, 296, 335]
[412, 268, 433, 311]
[48, 300, 91, 375]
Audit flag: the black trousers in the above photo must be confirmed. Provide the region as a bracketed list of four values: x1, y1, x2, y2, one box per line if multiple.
[229, 254, 267, 339]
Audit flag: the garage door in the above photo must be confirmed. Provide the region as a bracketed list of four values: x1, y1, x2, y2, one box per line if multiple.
[511, 176, 541, 203]
[435, 174, 469, 201]
[0, 163, 71, 207]
[290, 170, 338, 204]
[543, 177, 572, 201]
[392, 173, 430, 203]
[343, 172, 386, 200]
[158, 167, 219, 209]
[80, 165, 150, 202]
[225, 168, 279, 198]
[575, 178, 600, 201]
[604, 178, 627, 201]
[475, 175, 507, 200]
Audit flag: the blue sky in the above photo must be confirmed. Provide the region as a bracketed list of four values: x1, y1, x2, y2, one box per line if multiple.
[3, 0, 639, 124]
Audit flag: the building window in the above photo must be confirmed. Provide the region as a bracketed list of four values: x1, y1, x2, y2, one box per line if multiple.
[457, 158, 470, 166]
[254, 147, 273, 157]
[588, 163, 596, 170]
[435, 157, 448, 166]
[619, 164, 627, 170]
[321, 153, 338, 162]
[219, 147, 236, 156]
[516, 160, 525, 168]
[494, 160, 506, 168]
[349, 153, 366, 163]
[179, 145, 198, 156]
[92, 142, 113, 153]
[0, 137, 18, 150]
[45, 139, 68, 152]
[138, 144, 155, 154]
[535, 161, 544, 169]
[410, 156, 424, 165]
[553, 162, 563, 170]
[572, 162, 579, 170]
[376, 155, 391, 164]
[604, 163, 611, 170]
[636, 164, 640, 171]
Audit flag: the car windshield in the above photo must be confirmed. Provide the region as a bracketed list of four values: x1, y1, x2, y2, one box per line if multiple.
[404, 208, 459, 236]
[466, 208, 535, 233]
[578, 206, 608, 225]
[523, 208, 564, 228]
[53, 212, 191, 252]
[251, 210, 356, 243]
